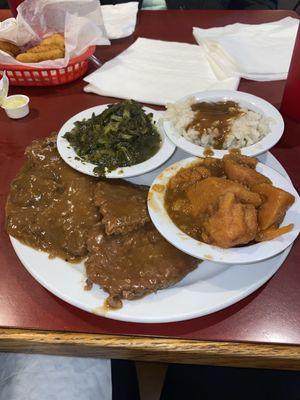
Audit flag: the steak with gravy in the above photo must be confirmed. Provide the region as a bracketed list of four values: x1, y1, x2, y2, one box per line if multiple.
[86, 222, 198, 308]
[6, 135, 99, 262]
[94, 180, 150, 235]
[6, 135, 198, 308]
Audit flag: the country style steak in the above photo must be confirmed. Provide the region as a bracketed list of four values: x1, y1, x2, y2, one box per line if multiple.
[94, 180, 150, 235]
[6, 135, 198, 308]
[85, 222, 198, 308]
[5, 135, 99, 262]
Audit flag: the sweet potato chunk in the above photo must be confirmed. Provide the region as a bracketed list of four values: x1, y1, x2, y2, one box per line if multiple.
[252, 183, 295, 230]
[224, 157, 271, 188]
[224, 153, 258, 169]
[167, 164, 211, 192]
[186, 177, 262, 217]
[202, 192, 258, 248]
[255, 224, 294, 242]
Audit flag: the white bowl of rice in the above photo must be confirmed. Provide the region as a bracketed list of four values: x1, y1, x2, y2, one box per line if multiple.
[163, 90, 284, 158]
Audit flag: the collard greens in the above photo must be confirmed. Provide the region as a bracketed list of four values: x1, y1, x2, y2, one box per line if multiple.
[64, 100, 161, 176]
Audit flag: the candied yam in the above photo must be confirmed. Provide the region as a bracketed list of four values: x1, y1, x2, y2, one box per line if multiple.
[252, 183, 295, 230]
[255, 224, 294, 242]
[186, 177, 262, 217]
[201, 157, 225, 176]
[202, 192, 258, 248]
[224, 153, 258, 169]
[224, 157, 271, 188]
[167, 164, 211, 192]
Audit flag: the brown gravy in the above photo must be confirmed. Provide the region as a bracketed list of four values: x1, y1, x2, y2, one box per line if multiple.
[85, 222, 198, 306]
[5, 135, 99, 262]
[187, 101, 243, 149]
[203, 147, 214, 157]
[6, 135, 198, 307]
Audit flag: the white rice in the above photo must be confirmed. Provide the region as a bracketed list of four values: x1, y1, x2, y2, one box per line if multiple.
[165, 98, 272, 149]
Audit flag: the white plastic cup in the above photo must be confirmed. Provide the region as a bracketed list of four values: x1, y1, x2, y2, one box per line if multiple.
[1, 94, 30, 119]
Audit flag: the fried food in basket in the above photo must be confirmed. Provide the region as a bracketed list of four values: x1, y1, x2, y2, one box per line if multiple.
[26, 44, 61, 54]
[0, 40, 21, 57]
[16, 48, 64, 63]
[16, 33, 65, 63]
[39, 33, 65, 49]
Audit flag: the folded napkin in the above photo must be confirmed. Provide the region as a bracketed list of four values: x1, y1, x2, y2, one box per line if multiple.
[84, 37, 240, 106]
[193, 17, 299, 81]
[101, 2, 138, 40]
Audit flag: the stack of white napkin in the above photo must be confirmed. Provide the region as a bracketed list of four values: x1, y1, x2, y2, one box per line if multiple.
[193, 17, 299, 81]
[101, 2, 139, 39]
[84, 15, 299, 105]
[84, 37, 240, 106]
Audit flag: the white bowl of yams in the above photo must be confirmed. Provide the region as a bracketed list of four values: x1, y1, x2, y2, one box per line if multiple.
[148, 153, 300, 264]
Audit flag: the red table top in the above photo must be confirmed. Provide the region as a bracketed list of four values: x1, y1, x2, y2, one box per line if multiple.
[1, 9, 299, 346]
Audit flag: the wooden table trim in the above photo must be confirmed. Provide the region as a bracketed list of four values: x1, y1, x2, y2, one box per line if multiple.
[1, 329, 300, 371]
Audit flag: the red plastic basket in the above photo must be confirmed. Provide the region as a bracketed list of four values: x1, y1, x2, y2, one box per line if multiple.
[0, 46, 96, 86]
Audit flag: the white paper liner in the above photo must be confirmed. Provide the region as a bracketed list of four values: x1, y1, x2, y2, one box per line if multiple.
[0, 0, 110, 68]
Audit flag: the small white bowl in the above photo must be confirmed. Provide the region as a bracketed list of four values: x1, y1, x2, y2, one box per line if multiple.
[2, 95, 30, 119]
[57, 104, 176, 178]
[163, 90, 284, 158]
[148, 157, 300, 264]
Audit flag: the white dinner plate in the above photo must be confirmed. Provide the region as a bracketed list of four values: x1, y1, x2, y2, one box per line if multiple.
[9, 151, 298, 323]
[57, 104, 175, 178]
[163, 90, 284, 158]
[148, 158, 300, 265]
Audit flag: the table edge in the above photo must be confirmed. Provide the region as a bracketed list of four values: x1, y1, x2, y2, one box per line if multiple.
[1, 328, 300, 370]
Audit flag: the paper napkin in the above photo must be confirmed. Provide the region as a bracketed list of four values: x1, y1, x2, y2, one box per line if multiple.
[84, 37, 240, 106]
[193, 17, 299, 81]
[101, 2, 139, 40]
